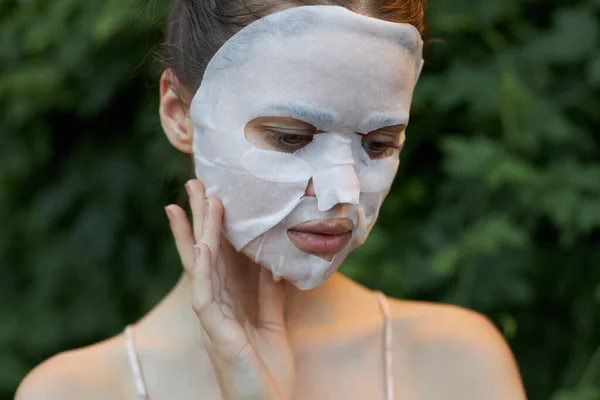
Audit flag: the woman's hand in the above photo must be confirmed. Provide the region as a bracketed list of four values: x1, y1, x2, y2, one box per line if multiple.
[165, 179, 296, 400]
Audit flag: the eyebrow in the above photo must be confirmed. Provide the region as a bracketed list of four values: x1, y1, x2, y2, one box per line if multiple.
[264, 103, 338, 127]
[358, 112, 408, 134]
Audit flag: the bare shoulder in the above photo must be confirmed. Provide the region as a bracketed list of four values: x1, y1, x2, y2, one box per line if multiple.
[15, 334, 133, 400]
[387, 298, 527, 400]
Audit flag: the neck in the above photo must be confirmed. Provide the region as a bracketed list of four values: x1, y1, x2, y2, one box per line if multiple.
[136, 237, 363, 345]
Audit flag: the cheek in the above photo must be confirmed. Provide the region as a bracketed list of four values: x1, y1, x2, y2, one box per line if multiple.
[240, 147, 313, 183]
[357, 156, 400, 193]
[359, 192, 387, 229]
[194, 151, 309, 251]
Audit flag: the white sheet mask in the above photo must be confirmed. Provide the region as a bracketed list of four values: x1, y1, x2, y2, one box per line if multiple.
[190, 5, 424, 290]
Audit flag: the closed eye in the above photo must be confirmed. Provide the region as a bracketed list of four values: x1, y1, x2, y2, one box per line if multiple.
[362, 138, 403, 159]
[264, 130, 314, 153]
[360, 125, 405, 159]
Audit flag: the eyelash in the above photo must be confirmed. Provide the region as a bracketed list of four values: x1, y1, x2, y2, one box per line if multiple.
[265, 130, 313, 154]
[264, 130, 403, 159]
[362, 141, 403, 159]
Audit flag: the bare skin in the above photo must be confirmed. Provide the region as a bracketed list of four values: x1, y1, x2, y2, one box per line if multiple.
[15, 71, 527, 400]
[15, 268, 526, 399]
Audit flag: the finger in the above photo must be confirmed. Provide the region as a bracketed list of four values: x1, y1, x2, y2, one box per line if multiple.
[212, 249, 224, 304]
[257, 267, 287, 333]
[192, 244, 250, 364]
[220, 270, 248, 325]
[200, 197, 225, 302]
[165, 204, 196, 273]
[191, 243, 228, 339]
[185, 179, 207, 245]
[220, 287, 240, 320]
[201, 197, 223, 267]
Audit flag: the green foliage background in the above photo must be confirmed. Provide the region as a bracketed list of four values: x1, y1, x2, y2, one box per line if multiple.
[1, 0, 599, 398]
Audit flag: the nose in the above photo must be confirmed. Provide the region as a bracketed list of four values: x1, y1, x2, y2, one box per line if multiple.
[311, 165, 361, 211]
[304, 178, 316, 197]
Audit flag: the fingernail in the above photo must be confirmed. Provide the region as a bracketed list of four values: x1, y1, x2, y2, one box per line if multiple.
[193, 244, 202, 260]
[165, 206, 174, 221]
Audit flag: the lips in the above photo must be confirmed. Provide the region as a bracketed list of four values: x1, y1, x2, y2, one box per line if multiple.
[289, 219, 354, 235]
[287, 218, 354, 256]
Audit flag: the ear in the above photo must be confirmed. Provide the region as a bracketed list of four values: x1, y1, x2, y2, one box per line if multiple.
[159, 69, 194, 154]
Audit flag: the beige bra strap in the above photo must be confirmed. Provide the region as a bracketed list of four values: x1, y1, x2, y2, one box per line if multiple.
[375, 291, 394, 400]
[124, 325, 150, 400]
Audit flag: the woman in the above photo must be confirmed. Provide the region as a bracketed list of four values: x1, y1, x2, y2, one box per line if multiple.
[16, 0, 527, 399]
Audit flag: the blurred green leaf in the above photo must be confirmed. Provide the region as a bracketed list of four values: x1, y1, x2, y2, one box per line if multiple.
[523, 7, 599, 64]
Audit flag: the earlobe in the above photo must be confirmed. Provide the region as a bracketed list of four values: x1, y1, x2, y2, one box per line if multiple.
[159, 70, 194, 154]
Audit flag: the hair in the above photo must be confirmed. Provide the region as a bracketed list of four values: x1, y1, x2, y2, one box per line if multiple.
[161, 0, 427, 104]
